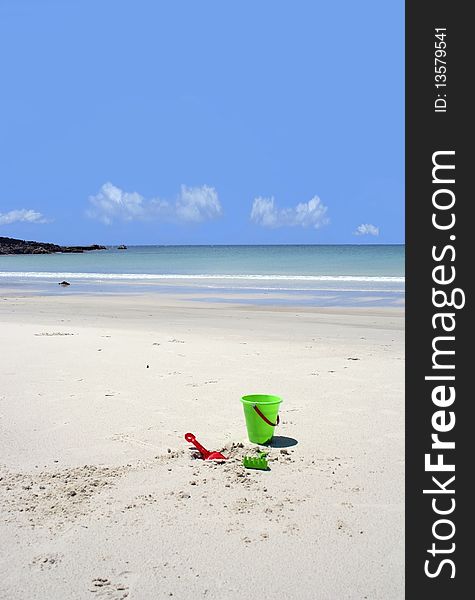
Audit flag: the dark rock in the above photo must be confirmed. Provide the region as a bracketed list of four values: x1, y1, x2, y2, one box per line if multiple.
[117, 244, 127, 250]
[0, 237, 106, 255]
[60, 244, 107, 253]
[59, 281, 70, 286]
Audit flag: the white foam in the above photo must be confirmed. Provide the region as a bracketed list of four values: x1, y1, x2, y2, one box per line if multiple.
[0, 271, 405, 283]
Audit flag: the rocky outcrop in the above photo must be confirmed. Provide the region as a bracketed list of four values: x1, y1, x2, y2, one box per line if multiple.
[60, 245, 107, 253]
[0, 237, 106, 255]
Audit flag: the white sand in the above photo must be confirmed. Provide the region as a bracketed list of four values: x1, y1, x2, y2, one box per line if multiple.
[0, 294, 404, 599]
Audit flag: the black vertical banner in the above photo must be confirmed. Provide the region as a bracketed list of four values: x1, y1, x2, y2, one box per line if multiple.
[406, 2, 470, 598]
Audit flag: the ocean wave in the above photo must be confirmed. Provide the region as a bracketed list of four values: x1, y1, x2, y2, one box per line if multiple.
[0, 271, 405, 283]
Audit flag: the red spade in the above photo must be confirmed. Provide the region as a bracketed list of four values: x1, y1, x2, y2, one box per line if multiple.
[184, 433, 227, 461]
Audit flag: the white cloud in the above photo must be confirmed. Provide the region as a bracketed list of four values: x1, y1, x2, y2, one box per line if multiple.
[176, 185, 222, 222]
[86, 182, 222, 225]
[0, 209, 49, 225]
[354, 223, 379, 236]
[250, 196, 329, 229]
[86, 183, 146, 225]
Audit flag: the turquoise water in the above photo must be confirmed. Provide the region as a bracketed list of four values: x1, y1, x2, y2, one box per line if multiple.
[0, 245, 405, 306]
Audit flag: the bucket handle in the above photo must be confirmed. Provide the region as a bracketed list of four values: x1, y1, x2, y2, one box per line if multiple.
[253, 405, 279, 427]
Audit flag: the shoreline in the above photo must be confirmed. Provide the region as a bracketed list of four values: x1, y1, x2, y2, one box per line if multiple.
[0, 289, 405, 308]
[0, 244, 405, 309]
[0, 280, 405, 308]
[0, 287, 405, 311]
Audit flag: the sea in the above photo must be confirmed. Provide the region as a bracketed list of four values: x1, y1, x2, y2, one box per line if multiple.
[0, 245, 405, 307]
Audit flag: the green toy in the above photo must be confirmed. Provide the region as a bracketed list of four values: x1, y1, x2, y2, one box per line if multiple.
[242, 451, 269, 470]
[240, 394, 283, 444]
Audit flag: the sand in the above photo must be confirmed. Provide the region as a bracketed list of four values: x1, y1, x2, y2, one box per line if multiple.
[0, 293, 404, 599]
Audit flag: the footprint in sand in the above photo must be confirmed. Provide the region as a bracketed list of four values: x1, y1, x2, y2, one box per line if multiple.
[90, 577, 129, 598]
[282, 523, 300, 536]
[34, 332, 76, 337]
[336, 519, 353, 538]
[0, 464, 126, 529]
[31, 554, 62, 570]
[241, 532, 270, 544]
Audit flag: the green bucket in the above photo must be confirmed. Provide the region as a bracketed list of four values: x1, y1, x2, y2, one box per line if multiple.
[241, 394, 283, 445]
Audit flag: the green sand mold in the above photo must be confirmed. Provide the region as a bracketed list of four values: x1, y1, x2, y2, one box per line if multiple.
[241, 394, 283, 445]
[242, 452, 269, 470]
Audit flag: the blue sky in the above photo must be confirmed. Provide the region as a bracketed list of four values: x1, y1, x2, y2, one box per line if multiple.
[0, 0, 404, 245]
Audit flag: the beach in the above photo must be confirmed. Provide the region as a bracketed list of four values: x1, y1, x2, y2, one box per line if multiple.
[0, 292, 404, 599]
[1, 0, 406, 592]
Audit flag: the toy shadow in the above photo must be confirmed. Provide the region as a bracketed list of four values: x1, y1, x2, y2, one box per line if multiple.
[265, 435, 298, 448]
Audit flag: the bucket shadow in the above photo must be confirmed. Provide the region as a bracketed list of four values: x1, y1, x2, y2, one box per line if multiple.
[265, 436, 298, 449]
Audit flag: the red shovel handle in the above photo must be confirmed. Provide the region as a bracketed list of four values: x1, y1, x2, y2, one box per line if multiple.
[184, 433, 211, 459]
[253, 405, 279, 427]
